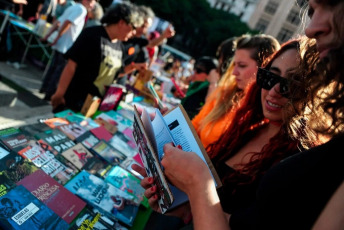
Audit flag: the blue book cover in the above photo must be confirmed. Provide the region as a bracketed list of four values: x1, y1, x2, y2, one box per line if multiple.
[0, 185, 69, 230]
[75, 173, 139, 227]
[64, 170, 91, 194]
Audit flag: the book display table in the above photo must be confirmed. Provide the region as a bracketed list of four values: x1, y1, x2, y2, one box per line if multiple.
[0, 101, 154, 230]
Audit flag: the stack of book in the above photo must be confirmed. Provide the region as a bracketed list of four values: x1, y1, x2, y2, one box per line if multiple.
[0, 106, 149, 229]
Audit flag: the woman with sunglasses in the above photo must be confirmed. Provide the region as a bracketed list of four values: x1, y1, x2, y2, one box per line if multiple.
[134, 37, 315, 227]
[192, 34, 280, 149]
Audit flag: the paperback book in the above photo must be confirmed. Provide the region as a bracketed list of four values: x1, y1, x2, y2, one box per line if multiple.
[90, 140, 126, 165]
[35, 129, 75, 153]
[75, 172, 139, 227]
[17, 169, 86, 224]
[105, 165, 145, 206]
[132, 104, 222, 213]
[0, 185, 69, 230]
[75, 131, 100, 149]
[61, 143, 110, 176]
[57, 122, 88, 141]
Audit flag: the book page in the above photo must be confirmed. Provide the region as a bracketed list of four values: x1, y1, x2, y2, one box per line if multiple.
[151, 109, 176, 162]
[141, 109, 158, 154]
[164, 105, 221, 187]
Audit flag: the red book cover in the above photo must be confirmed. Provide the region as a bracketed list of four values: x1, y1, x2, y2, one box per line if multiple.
[99, 84, 124, 111]
[90, 126, 113, 142]
[17, 169, 86, 224]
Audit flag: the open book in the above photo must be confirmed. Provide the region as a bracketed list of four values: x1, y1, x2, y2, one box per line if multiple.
[132, 104, 221, 213]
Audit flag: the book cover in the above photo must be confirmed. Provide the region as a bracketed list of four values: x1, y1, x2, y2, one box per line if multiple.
[75, 173, 139, 227]
[90, 140, 126, 165]
[120, 157, 144, 180]
[17, 169, 86, 224]
[17, 140, 79, 185]
[35, 129, 75, 153]
[99, 84, 125, 112]
[61, 143, 110, 177]
[104, 110, 134, 132]
[64, 170, 90, 194]
[0, 130, 34, 152]
[19, 123, 50, 136]
[93, 118, 118, 134]
[69, 206, 128, 230]
[105, 166, 144, 205]
[40, 117, 70, 129]
[57, 123, 87, 141]
[108, 133, 137, 158]
[75, 131, 100, 149]
[0, 185, 69, 230]
[90, 126, 113, 142]
[0, 148, 23, 197]
[132, 105, 222, 213]
[53, 109, 76, 118]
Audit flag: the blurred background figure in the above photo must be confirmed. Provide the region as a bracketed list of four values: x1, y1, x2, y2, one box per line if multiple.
[85, 1, 104, 28]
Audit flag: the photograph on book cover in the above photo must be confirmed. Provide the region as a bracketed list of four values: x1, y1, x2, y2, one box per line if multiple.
[132, 112, 173, 213]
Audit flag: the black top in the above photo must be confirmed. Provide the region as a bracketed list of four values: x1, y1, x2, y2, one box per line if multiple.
[230, 134, 344, 230]
[216, 162, 260, 215]
[123, 36, 149, 66]
[64, 26, 124, 111]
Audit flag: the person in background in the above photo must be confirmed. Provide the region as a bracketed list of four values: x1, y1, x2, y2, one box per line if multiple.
[50, 3, 144, 112]
[39, 0, 95, 100]
[16, 0, 44, 22]
[53, 0, 74, 22]
[216, 37, 236, 77]
[192, 34, 279, 149]
[146, 30, 160, 67]
[180, 56, 218, 119]
[85, 1, 104, 28]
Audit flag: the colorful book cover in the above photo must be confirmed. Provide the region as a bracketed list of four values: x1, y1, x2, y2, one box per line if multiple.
[93, 118, 118, 134]
[35, 129, 75, 153]
[64, 170, 90, 194]
[17, 142, 55, 168]
[108, 133, 137, 158]
[105, 166, 144, 205]
[76, 173, 139, 227]
[91, 140, 126, 165]
[57, 123, 87, 141]
[90, 126, 113, 142]
[120, 157, 144, 180]
[106, 110, 134, 129]
[40, 117, 70, 129]
[99, 84, 125, 112]
[69, 206, 128, 230]
[61, 143, 110, 177]
[0, 185, 69, 230]
[0, 130, 34, 152]
[75, 131, 100, 149]
[17, 170, 86, 224]
[54, 109, 76, 118]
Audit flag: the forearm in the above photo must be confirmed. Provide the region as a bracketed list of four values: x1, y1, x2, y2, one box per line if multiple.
[56, 20, 72, 39]
[44, 21, 59, 38]
[188, 180, 229, 230]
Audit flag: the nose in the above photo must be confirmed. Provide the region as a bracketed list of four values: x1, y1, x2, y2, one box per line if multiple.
[305, 11, 330, 39]
[268, 83, 283, 98]
[232, 66, 239, 76]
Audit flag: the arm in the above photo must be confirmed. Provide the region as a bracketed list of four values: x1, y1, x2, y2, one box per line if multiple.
[312, 181, 344, 230]
[147, 25, 175, 48]
[161, 143, 229, 230]
[51, 59, 77, 109]
[42, 20, 60, 41]
[50, 20, 72, 46]
[13, 0, 27, 4]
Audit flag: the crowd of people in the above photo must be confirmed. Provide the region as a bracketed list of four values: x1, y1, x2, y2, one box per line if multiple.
[1, 0, 344, 229]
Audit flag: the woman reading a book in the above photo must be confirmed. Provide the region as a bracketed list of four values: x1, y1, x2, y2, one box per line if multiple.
[134, 36, 319, 228]
[192, 34, 280, 149]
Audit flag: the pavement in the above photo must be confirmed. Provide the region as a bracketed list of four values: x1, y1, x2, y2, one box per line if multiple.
[0, 60, 54, 130]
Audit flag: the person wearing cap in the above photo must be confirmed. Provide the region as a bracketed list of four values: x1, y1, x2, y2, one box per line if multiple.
[50, 2, 145, 112]
[181, 56, 219, 119]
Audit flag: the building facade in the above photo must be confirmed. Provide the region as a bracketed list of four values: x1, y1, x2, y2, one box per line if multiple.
[208, 0, 307, 43]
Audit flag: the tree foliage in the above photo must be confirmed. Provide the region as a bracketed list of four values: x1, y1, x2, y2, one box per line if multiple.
[131, 0, 256, 58]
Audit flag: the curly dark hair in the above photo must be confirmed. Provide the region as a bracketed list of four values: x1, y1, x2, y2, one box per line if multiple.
[208, 39, 313, 186]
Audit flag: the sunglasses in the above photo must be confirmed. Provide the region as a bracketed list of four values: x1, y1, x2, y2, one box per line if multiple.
[256, 67, 290, 98]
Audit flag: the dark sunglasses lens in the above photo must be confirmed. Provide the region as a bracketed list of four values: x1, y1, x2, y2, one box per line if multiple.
[257, 68, 290, 98]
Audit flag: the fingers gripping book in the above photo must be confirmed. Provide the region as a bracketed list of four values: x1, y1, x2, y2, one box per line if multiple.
[132, 104, 221, 213]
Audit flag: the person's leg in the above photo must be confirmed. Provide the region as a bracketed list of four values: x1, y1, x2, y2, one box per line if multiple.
[44, 51, 67, 100]
[40, 50, 57, 93]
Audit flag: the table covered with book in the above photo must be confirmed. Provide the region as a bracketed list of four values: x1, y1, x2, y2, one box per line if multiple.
[0, 99, 154, 229]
